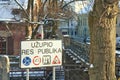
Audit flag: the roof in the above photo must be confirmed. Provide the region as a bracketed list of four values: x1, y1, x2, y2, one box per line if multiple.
[0, 6, 14, 19]
[0, 0, 28, 21]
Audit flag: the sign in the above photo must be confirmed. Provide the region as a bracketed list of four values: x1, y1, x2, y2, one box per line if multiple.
[52, 56, 60, 64]
[33, 56, 41, 65]
[20, 40, 62, 68]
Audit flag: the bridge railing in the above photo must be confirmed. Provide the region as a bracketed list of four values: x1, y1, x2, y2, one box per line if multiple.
[65, 38, 120, 78]
[70, 39, 90, 63]
[62, 36, 90, 69]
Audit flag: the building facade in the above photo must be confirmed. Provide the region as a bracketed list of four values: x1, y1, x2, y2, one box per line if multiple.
[77, 13, 89, 38]
[0, 0, 27, 55]
[58, 17, 78, 38]
[76, 2, 92, 40]
[0, 23, 26, 55]
[116, 7, 120, 36]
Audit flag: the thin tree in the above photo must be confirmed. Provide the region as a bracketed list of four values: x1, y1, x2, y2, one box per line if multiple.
[88, 0, 118, 80]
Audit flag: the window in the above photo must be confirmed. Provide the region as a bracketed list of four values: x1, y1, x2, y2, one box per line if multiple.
[62, 32, 68, 35]
[0, 36, 14, 55]
[0, 37, 6, 54]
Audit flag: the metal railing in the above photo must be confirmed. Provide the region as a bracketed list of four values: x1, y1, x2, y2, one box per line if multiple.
[65, 39, 90, 66]
[64, 39, 120, 79]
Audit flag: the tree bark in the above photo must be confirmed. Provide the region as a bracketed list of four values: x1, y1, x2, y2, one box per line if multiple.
[26, 0, 42, 39]
[88, 0, 118, 80]
[25, 0, 34, 39]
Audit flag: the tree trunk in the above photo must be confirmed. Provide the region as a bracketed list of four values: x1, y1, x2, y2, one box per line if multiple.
[88, 0, 118, 80]
[26, 0, 34, 39]
[26, 0, 42, 39]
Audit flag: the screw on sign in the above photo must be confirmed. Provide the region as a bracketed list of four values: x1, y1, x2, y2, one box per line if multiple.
[33, 56, 41, 65]
[52, 55, 60, 64]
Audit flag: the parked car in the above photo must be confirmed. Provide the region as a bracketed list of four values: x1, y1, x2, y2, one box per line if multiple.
[84, 37, 120, 48]
[85, 37, 90, 44]
[83, 37, 90, 44]
[116, 37, 120, 49]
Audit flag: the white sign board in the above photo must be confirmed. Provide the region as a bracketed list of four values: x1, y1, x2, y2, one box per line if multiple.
[20, 40, 62, 68]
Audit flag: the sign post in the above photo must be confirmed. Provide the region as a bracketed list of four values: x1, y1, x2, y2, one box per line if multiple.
[26, 69, 29, 80]
[20, 40, 62, 68]
[53, 67, 56, 80]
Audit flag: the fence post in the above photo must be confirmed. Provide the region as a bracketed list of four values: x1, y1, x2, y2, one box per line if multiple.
[0, 55, 10, 80]
[63, 35, 70, 48]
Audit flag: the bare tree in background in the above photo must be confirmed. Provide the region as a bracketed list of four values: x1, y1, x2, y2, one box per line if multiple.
[25, 0, 74, 39]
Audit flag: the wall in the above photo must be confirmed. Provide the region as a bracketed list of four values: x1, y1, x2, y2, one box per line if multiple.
[0, 23, 26, 55]
[77, 13, 89, 38]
